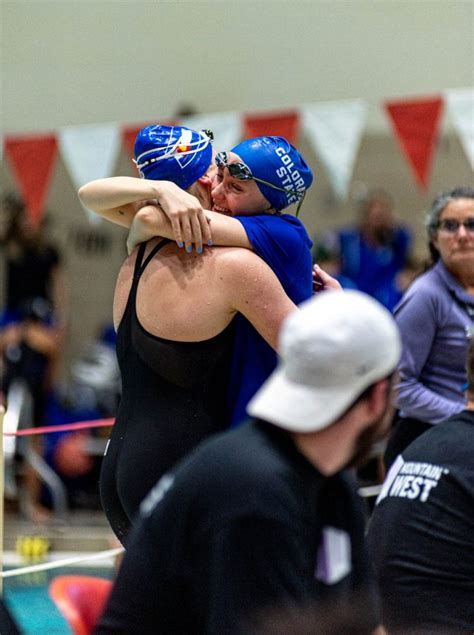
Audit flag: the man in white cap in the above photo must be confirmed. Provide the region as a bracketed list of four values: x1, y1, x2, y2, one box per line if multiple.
[96, 290, 401, 635]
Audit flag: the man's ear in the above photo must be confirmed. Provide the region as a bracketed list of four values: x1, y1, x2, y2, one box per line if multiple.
[369, 379, 391, 417]
[198, 175, 213, 187]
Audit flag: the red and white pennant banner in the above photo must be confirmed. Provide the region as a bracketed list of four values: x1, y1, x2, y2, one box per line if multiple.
[301, 99, 367, 201]
[445, 88, 474, 170]
[5, 134, 57, 227]
[2, 89, 473, 225]
[384, 96, 444, 190]
[58, 124, 122, 223]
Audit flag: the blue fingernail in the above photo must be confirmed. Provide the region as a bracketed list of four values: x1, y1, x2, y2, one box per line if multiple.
[186, 245, 192, 253]
[207, 239, 213, 246]
[197, 246, 203, 254]
[178, 241, 183, 248]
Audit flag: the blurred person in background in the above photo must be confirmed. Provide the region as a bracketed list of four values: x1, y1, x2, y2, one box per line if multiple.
[336, 189, 411, 310]
[384, 187, 474, 468]
[0, 193, 67, 333]
[96, 290, 400, 635]
[0, 194, 68, 522]
[368, 335, 474, 633]
[312, 232, 358, 290]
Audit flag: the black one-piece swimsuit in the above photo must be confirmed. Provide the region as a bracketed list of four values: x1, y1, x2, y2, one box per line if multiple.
[100, 240, 235, 544]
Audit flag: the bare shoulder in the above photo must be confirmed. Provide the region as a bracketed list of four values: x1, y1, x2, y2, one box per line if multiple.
[116, 250, 137, 282]
[113, 249, 139, 329]
[212, 247, 285, 301]
[213, 246, 272, 276]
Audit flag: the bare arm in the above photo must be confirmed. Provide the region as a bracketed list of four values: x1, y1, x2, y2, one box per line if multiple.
[78, 176, 252, 253]
[127, 205, 252, 255]
[78, 177, 211, 249]
[78, 177, 161, 227]
[219, 250, 297, 350]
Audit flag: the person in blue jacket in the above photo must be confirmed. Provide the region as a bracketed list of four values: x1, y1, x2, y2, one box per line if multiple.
[80, 128, 336, 428]
[336, 189, 411, 310]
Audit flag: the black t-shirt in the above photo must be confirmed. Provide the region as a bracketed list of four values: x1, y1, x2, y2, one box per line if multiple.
[6, 244, 59, 312]
[368, 410, 474, 632]
[97, 420, 378, 634]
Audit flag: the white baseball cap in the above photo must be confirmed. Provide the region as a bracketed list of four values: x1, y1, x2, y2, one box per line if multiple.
[247, 290, 401, 433]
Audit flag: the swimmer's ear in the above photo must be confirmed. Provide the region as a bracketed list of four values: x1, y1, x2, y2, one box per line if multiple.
[198, 175, 213, 187]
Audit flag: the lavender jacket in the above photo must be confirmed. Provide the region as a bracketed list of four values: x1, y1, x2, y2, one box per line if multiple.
[395, 260, 474, 424]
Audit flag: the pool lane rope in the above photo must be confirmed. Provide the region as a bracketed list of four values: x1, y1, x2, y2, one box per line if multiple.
[1, 546, 124, 579]
[4, 418, 115, 437]
[0, 411, 118, 589]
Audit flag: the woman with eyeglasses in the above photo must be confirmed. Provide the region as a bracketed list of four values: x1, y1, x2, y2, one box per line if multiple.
[384, 187, 474, 469]
[79, 126, 328, 543]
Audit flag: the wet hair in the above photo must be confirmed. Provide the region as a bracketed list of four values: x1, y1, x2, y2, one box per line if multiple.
[425, 187, 474, 262]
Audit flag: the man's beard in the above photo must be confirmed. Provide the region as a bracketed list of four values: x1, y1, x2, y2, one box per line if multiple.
[346, 404, 394, 469]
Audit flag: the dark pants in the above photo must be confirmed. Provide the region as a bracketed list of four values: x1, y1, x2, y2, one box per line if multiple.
[384, 416, 433, 471]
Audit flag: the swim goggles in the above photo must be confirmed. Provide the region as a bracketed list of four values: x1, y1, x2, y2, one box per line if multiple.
[215, 151, 306, 217]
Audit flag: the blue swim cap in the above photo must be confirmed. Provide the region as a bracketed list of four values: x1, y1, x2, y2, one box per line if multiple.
[134, 125, 213, 190]
[231, 137, 313, 211]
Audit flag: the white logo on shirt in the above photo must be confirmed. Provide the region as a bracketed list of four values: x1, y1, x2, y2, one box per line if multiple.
[376, 455, 449, 505]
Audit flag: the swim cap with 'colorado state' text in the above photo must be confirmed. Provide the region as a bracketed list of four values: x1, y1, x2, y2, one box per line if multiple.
[231, 136, 313, 211]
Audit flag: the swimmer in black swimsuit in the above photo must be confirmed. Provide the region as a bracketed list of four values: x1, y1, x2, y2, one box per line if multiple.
[80, 126, 300, 543]
[100, 238, 236, 541]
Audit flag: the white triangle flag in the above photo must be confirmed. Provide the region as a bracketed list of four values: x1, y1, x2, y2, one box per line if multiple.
[445, 88, 474, 170]
[181, 111, 242, 153]
[301, 99, 367, 200]
[58, 123, 121, 223]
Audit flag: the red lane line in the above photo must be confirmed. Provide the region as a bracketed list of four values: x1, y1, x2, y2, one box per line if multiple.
[4, 418, 115, 437]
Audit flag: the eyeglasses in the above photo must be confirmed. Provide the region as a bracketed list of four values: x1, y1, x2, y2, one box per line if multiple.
[437, 218, 474, 234]
[215, 152, 306, 217]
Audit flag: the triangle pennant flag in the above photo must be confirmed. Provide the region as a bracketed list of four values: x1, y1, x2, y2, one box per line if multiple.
[243, 110, 300, 145]
[58, 123, 121, 223]
[181, 111, 242, 153]
[4, 134, 58, 227]
[384, 96, 444, 189]
[301, 99, 367, 200]
[445, 88, 474, 170]
[122, 119, 178, 162]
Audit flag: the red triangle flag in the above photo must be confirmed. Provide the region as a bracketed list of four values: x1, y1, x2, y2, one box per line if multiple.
[243, 111, 300, 145]
[5, 134, 57, 226]
[122, 119, 179, 161]
[384, 96, 444, 189]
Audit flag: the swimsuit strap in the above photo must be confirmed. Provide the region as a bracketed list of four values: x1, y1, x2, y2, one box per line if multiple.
[132, 242, 148, 280]
[133, 239, 172, 282]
